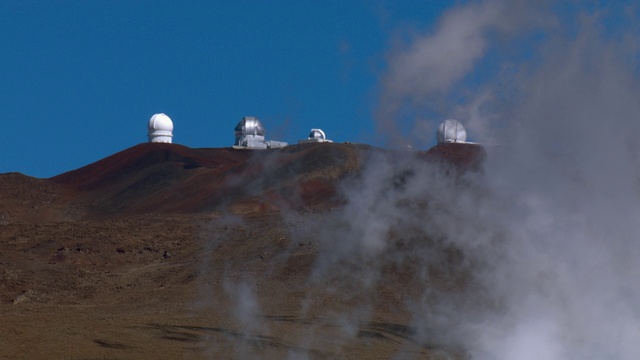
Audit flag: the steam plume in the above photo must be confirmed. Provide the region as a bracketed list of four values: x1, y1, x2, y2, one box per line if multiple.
[368, 1, 640, 358]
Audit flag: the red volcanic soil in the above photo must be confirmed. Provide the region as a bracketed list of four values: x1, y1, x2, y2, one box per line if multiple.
[48, 142, 369, 219]
[0, 142, 483, 359]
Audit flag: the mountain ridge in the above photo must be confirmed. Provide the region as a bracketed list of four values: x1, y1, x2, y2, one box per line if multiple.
[3, 142, 485, 222]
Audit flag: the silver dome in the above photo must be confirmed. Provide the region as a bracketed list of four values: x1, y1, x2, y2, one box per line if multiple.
[235, 116, 265, 137]
[436, 119, 467, 144]
[308, 129, 326, 140]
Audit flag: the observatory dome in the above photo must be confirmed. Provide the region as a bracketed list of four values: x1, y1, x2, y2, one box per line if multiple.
[309, 129, 326, 140]
[234, 116, 272, 148]
[437, 119, 467, 144]
[235, 116, 265, 137]
[148, 113, 174, 143]
[298, 128, 333, 144]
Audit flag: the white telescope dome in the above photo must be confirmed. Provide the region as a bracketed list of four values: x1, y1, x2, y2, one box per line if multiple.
[308, 129, 326, 140]
[437, 119, 467, 144]
[148, 113, 174, 143]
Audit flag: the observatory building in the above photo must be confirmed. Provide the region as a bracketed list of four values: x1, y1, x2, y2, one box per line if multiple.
[148, 113, 174, 143]
[437, 119, 467, 144]
[233, 116, 288, 149]
[298, 129, 333, 144]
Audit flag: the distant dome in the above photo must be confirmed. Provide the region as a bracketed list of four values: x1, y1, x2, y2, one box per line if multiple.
[298, 128, 333, 144]
[308, 129, 326, 140]
[436, 119, 467, 144]
[234, 116, 276, 148]
[148, 113, 174, 143]
[235, 116, 265, 137]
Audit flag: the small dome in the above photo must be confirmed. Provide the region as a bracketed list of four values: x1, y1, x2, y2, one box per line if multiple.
[308, 129, 326, 140]
[148, 113, 174, 143]
[235, 116, 265, 137]
[437, 119, 467, 144]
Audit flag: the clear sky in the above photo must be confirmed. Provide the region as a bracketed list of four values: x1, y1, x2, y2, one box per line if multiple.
[0, 1, 453, 178]
[0, 1, 635, 178]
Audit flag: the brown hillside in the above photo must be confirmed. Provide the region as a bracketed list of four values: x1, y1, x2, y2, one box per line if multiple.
[48, 142, 371, 219]
[0, 142, 484, 359]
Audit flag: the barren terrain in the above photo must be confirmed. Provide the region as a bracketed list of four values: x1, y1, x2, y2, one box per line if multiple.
[0, 142, 484, 359]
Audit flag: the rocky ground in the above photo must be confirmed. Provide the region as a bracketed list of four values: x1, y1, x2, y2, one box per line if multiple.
[0, 142, 484, 359]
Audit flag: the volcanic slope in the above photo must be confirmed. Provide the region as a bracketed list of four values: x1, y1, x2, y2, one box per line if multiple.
[48, 142, 376, 219]
[0, 142, 485, 359]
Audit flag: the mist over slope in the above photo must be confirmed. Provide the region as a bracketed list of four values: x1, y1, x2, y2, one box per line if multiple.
[4, 1, 640, 358]
[371, 1, 640, 359]
[0, 141, 486, 359]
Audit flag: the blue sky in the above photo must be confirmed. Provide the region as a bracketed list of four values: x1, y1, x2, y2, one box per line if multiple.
[0, 1, 454, 178]
[1, 1, 636, 178]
